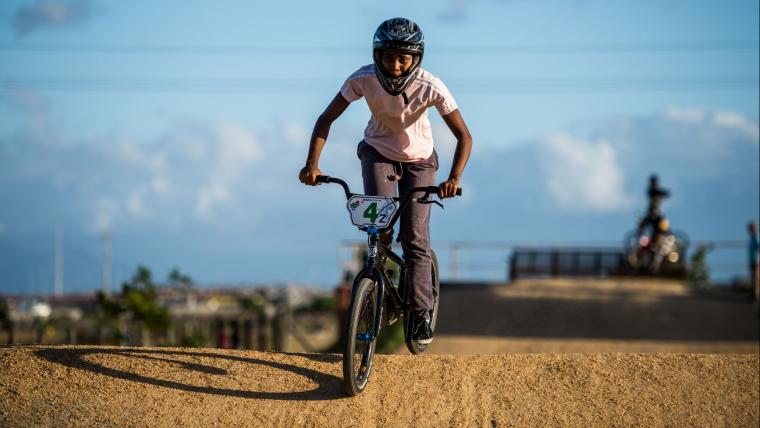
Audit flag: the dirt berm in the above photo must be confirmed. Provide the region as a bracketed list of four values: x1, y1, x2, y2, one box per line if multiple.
[0, 346, 758, 427]
[428, 278, 760, 354]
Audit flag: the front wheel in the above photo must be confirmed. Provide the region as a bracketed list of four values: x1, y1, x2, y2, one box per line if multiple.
[403, 250, 440, 355]
[342, 278, 379, 396]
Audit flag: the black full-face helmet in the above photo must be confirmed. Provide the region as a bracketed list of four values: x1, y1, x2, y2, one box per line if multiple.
[372, 17, 425, 97]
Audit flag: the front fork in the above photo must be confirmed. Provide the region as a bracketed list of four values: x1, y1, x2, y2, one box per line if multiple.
[352, 226, 385, 342]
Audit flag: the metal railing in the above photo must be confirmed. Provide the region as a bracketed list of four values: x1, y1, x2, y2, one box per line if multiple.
[339, 239, 749, 283]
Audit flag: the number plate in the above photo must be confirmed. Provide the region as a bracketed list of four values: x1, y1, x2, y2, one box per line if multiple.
[346, 195, 398, 229]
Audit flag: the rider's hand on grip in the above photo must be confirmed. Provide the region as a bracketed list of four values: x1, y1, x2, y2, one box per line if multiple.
[438, 178, 463, 199]
[298, 163, 323, 186]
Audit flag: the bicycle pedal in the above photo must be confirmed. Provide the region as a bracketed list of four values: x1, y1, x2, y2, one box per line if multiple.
[386, 312, 399, 326]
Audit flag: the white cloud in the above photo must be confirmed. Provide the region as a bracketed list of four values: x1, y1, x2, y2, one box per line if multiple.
[1, 101, 273, 231]
[216, 124, 261, 178]
[194, 180, 231, 218]
[541, 134, 632, 212]
[284, 122, 309, 145]
[712, 110, 760, 140]
[164, 126, 209, 161]
[101, 121, 263, 223]
[12, 0, 93, 38]
[126, 190, 146, 216]
[665, 106, 759, 140]
[152, 176, 170, 195]
[116, 139, 166, 172]
[665, 106, 706, 124]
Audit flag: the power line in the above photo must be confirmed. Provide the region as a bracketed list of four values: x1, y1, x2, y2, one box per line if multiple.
[0, 40, 757, 55]
[2, 74, 757, 94]
[441, 41, 760, 54]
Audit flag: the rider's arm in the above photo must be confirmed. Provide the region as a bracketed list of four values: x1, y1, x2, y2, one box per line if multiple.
[439, 109, 472, 198]
[299, 93, 351, 185]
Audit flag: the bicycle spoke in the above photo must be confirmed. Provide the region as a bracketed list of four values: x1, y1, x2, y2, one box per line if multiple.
[351, 288, 376, 385]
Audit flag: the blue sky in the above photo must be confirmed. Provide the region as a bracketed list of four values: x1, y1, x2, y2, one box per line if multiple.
[0, 0, 758, 294]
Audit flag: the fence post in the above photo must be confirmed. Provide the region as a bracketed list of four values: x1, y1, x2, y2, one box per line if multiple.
[551, 250, 559, 277]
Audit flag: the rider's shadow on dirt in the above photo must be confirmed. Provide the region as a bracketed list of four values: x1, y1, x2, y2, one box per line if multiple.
[34, 347, 344, 401]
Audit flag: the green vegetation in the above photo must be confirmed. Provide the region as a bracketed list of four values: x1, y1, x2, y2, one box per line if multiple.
[686, 244, 713, 287]
[309, 295, 337, 312]
[239, 294, 265, 316]
[0, 299, 9, 328]
[0, 299, 14, 344]
[179, 332, 208, 348]
[376, 318, 405, 354]
[95, 265, 171, 345]
[168, 267, 193, 289]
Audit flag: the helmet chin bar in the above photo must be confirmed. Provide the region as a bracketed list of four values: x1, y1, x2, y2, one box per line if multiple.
[372, 49, 422, 97]
[373, 65, 419, 97]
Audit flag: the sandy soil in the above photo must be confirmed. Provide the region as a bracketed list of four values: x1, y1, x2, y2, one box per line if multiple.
[0, 346, 758, 427]
[428, 336, 760, 354]
[2, 279, 758, 426]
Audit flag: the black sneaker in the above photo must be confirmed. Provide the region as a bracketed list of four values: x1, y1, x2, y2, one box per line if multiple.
[411, 313, 433, 345]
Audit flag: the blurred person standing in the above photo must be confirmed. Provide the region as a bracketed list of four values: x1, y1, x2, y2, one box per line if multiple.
[638, 174, 670, 238]
[748, 222, 759, 307]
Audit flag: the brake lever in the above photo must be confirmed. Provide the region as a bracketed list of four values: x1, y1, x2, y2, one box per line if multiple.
[416, 198, 444, 209]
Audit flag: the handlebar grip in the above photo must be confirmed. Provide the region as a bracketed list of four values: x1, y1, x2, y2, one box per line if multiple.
[316, 175, 330, 183]
[456, 188, 463, 196]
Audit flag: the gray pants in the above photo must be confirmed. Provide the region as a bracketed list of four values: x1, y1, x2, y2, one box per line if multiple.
[358, 141, 438, 313]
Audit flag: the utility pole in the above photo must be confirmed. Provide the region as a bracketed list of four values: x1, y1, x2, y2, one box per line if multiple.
[101, 231, 112, 295]
[54, 225, 63, 297]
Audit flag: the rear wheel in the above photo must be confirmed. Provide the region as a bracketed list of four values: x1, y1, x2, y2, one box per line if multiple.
[403, 250, 440, 355]
[342, 278, 379, 396]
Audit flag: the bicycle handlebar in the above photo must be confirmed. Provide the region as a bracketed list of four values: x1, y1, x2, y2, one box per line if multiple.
[316, 175, 462, 200]
[316, 175, 352, 199]
[409, 186, 463, 198]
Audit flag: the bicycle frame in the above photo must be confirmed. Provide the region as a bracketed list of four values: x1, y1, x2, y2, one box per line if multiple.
[317, 174, 459, 332]
[359, 228, 408, 308]
[318, 174, 462, 395]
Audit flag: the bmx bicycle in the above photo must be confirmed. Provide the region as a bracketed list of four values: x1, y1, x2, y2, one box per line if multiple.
[623, 222, 689, 274]
[315, 175, 461, 396]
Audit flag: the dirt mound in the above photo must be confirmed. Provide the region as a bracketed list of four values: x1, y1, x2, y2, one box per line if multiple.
[429, 278, 759, 354]
[1, 346, 758, 427]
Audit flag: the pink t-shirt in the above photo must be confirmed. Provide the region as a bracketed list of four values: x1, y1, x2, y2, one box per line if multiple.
[340, 64, 458, 162]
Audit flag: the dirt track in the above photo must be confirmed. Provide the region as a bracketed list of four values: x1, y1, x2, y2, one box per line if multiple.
[2, 279, 759, 426]
[0, 346, 758, 427]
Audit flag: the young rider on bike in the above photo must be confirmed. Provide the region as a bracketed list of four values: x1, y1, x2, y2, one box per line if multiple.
[298, 17, 472, 346]
[633, 174, 671, 265]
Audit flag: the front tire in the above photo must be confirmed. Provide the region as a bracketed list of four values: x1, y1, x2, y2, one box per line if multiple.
[342, 278, 379, 396]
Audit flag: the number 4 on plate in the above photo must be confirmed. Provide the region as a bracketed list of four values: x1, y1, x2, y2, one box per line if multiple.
[363, 202, 378, 222]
